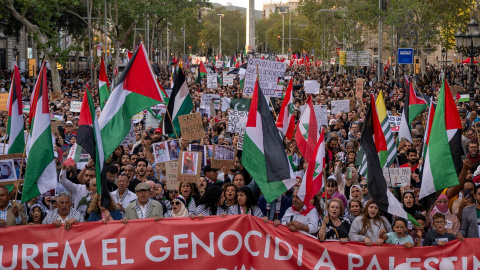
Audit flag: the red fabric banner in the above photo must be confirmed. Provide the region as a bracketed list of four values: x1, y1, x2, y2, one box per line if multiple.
[1, 215, 479, 269]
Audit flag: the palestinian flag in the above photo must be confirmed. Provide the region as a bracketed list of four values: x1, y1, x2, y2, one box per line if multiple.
[399, 76, 427, 142]
[375, 91, 397, 167]
[127, 50, 133, 61]
[360, 94, 419, 227]
[298, 128, 325, 207]
[99, 56, 110, 110]
[229, 54, 237, 67]
[420, 79, 463, 199]
[420, 100, 435, 160]
[22, 64, 57, 203]
[164, 67, 193, 137]
[29, 62, 46, 128]
[99, 43, 164, 158]
[276, 79, 295, 140]
[7, 64, 24, 154]
[196, 61, 207, 83]
[456, 92, 469, 103]
[62, 143, 85, 166]
[295, 95, 318, 163]
[78, 84, 109, 205]
[242, 79, 296, 203]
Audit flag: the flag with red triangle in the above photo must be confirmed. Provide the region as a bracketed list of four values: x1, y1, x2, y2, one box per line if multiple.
[276, 79, 295, 140]
[295, 95, 318, 163]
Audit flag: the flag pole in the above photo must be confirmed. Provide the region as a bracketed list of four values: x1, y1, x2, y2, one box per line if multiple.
[13, 128, 28, 203]
[165, 109, 179, 138]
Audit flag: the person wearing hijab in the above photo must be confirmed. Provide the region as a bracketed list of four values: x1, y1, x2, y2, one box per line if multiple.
[349, 185, 363, 203]
[428, 194, 460, 236]
[164, 195, 189, 218]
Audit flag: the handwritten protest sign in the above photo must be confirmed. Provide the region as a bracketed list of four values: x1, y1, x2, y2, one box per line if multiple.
[227, 111, 248, 133]
[244, 58, 287, 97]
[165, 161, 178, 190]
[178, 112, 204, 141]
[207, 73, 217, 89]
[223, 72, 235, 86]
[313, 105, 328, 127]
[50, 90, 62, 101]
[387, 111, 402, 132]
[331, 99, 350, 115]
[0, 93, 8, 111]
[201, 94, 221, 109]
[69, 101, 82, 113]
[237, 131, 245, 150]
[132, 111, 144, 124]
[177, 151, 202, 183]
[355, 78, 364, 99]
[304, 80, 320, 94]
[215, 61, 223, 69]
[212, 145, 236, 169]
[383, 167, 411, 187]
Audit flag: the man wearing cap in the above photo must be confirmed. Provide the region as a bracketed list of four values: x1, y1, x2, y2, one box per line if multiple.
[123, 182, 163, 222]
[203, 165, 224, 187]
[64, 121, 77, 146]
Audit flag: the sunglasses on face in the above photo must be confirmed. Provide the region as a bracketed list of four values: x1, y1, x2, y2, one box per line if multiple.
[169, 190, 179, 194]
[173, 201, 181, 205]
[360, 184, 368, 188]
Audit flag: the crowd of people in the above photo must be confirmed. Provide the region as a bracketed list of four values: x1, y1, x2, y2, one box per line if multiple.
[0, 59, 480, 249]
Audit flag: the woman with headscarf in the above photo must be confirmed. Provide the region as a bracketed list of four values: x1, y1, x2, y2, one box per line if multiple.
[164, 195, 190, 217]
[349, 185, 363, 203]
[27, 204, 46, 225]
[427, 194, 460, 236]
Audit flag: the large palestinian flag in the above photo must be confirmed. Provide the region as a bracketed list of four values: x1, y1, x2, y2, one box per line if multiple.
[98, 43, 164, 158]
[420, 79, 462, 199]
[164, 67, 193, 137]
[398, 76, 427, 142]
[242, 79, 296, 203]
[22, 64, 57, 203]
[360, 94, 419, 226]
[6, 64, 24, 154]
[196, 61, 207, 83]
[295, 95, 318, 163]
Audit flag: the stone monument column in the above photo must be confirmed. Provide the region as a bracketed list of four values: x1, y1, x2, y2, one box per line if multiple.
[246, 0, 255, 53]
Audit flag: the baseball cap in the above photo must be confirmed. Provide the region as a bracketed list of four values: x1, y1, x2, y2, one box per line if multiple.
[155, 128, 163, 134]
[65, 121, 74, 126]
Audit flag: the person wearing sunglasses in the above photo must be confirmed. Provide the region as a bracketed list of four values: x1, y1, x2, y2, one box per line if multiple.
[360, 180, 371, 205]
[164, 195, 189, 218]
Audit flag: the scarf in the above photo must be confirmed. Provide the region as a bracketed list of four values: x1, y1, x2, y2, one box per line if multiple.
[115, 189, 129, 204]
[172, 203, 189, 217]
[134, 198, 152, 219]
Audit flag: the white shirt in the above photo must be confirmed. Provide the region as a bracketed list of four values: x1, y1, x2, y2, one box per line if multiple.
[110, 189, 137, 209]
[59, 170, 89, 209]
[281, 206, 319, 234]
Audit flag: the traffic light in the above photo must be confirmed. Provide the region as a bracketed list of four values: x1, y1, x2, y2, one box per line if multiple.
[414, 58, 420, 74]
[277, 36, 281, 41]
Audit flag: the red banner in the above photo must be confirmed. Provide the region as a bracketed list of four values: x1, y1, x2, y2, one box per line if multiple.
[1, 215, 479, 269]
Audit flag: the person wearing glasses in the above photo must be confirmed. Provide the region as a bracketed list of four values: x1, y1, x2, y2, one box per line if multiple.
[164, 195, 189, 218]
[123, 182, 163, 223]
[111, 173, 137, 214]
[423, 213, 464, 246]
[360, 180, 371, 205]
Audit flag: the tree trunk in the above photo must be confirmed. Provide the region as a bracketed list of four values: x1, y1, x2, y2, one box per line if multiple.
[46, 54, 61, 92]
[420, 49, 427, 77]
[113, 40, 120, 71]
[74, 50, 80, 71]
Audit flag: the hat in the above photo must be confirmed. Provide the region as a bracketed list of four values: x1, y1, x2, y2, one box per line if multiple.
[203, 164, 218, 174]
[155, 128, 163, 134]
[135, 182, 150, 192]
[173, 195, 186, 206]
[65, 121, 74, 126]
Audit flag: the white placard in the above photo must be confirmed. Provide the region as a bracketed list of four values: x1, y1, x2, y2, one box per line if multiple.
[346, 51, 371, 67]
[227, 111, 249, 133]
[223, 72, 235, 86]
[215, 61, 223, 69]
[207, 73, 217, 89]
[304, 80, 320, 94]
[153, 141, 170, 163]
[313, 105, 328, 127]
[244, 58, 287, 97]
[383, 168, 411, 187]
[330, 58, 336, 65]
[330, 99, 350, 115]
[132, 112, 144, 124]
[70, 101, 82, 112]
[201, 94, 221, 109]
[387, 111, 402, 132]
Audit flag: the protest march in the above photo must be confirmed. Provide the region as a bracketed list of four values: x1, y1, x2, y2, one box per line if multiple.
[1, 0, 480, 268]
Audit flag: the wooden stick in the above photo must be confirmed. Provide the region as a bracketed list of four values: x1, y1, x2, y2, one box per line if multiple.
[2, 113, 8, 155]
[165, 108, 179, 139]
[13, 129, 28, 202]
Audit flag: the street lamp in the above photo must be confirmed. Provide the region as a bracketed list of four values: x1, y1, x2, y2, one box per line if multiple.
[441, 48, 446, 70]
[281, 11, 287, 56]
[455, 17, 480, 102]
[217, 14, 224, 57]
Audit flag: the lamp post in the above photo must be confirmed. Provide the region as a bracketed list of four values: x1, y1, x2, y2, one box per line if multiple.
[441, 48, 446, 70]
[455, 17, 480, 102]
[217, 14, 224, 57]
[281, 11, 287, 56]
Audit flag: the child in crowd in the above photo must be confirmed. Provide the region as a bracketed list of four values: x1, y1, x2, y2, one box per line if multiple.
[423, 213, 463, 246]
[379, 218, 414, 248]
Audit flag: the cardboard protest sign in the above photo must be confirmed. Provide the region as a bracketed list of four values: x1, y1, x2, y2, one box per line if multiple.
[0, 93, 9, 111]
[244, 58, 287, 97]
[211, 145, 236, 170]
[201, 94, 221, 109]
[189, 144, 207, 169]
[50, 120, 63, 134]
[313, 105, 328, 127]
[70, 101, 82, 112]
[50, 90, 62, 101]
[331, 99, 350, 115]
[348, 97, 356, 111]
[207, 73, 217, 89]
[383, 167, 411, 187]
[153, 141, 170, 163]
[227, 111, 248, 133]
[355, 78, 364, 99]
[178, 112, 204, 141]
[304, 80, 320, 94]
[165, 161, 179, 190]
[177, 151, 202, 183]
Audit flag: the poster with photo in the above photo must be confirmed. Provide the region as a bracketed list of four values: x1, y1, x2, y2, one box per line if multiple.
[212, 145, 236, 169]
[153, 141, 170, 163]
[166, 140, 180, 161]
[177, 151, 202, 183]
[188, 144, 207, 169]
[0, 159, 18, 184]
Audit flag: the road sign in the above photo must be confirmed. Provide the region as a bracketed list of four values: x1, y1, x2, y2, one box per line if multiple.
[397, 48, 414, 64]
